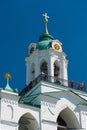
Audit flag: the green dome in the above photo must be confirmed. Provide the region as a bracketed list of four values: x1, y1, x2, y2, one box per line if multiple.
[5, 82, 13, 92]
[36, 34, 54, 50]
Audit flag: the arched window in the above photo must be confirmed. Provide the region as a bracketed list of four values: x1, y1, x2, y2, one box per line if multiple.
[18, 113, 39, 130]
[31, 63, 35, 81]
[5, 105, 14, 120]
[57, 107, 80, 130]
[57, 115, 67, 130]
[40, 61, 48, 75]
[30, 47, 35, 54]
[54, 61, 60, 78]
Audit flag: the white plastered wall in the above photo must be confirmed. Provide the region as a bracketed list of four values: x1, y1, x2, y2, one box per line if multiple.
[0, 90, 40, 130]
[25, 49, 68, 85]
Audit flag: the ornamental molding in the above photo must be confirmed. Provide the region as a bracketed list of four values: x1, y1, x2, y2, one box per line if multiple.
[55, 98, 76, 113]
[42, 119, 57, 126]
[48, 107, 55, 116]
[42, 107, 55, 117]
[81, 111, 87, 116]
[1, 98, 18, 105]
[41, 101, 56, 108]
[1, 120, 18, 126]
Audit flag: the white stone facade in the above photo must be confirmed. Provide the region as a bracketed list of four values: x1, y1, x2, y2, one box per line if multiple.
[0, 83, 87, 130]
[0, 89, 40, 130]
[0, 34, 87, 130]
[26, 48, 68, 86]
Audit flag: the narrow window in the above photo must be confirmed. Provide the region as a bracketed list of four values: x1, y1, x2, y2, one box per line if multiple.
[30, 47, 35, 54]
[54, 61, 60, 78]
[40, 62, 48, 75]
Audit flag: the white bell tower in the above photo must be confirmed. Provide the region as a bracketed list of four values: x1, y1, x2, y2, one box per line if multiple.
[25, 13, 68, 86]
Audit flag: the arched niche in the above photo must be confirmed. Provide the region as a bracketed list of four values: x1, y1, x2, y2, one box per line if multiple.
[18, 113, 39, 130]
[30, 63, 35, 81]
[54, 60, 60, 79]
[29, 43, 36, 55]
[57, 107, 80, 130]
[40, 60, 48, 75]
[6, 105, 14, 120]
[30, 47, 35, 54]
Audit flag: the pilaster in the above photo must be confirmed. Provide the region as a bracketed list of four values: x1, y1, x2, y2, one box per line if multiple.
[48, 56, 54, 82]
[35, 57, 40, 77]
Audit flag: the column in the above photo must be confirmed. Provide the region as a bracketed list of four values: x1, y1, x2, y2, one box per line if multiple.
[48, 57, 54, 82]
[35, 58, 40, 78]
[60, 59, 68, 86]
[26, 60, 30, 85]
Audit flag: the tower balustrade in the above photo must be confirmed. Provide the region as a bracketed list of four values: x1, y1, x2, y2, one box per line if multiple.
[20, 74, 85, 96]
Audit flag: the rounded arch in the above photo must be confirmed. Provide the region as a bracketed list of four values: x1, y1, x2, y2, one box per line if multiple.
[18, 112, 39, 130]
[28, 43, 36, 55]
[40, 59, 48, 75]
[30, 47, 35, 54]
[30, 63, 35, 81]
[54, 60, 60, 79]
[57, 107, 80, 130]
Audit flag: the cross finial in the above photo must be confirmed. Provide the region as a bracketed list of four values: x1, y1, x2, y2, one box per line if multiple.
[42, 13, 49, 34]
[43, 13, 49, 22]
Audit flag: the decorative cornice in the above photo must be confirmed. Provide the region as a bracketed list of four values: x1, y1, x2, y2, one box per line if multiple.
[42, 119, 57, 126]
[1, 89, 18, 96]
[1, 98, 18, 105]
[1, 120, 18, 126]
[41, 101, 56, 108]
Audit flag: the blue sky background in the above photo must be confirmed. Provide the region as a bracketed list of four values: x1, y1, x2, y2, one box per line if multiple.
[0, 0, 87, 91]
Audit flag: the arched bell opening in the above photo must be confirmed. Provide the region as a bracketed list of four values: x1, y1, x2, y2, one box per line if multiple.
[29, 43, 36, 55]
[30, 63, 35, 81]
[18, 113, 39, 130]
[57, 107, 80, 130]
[54, 61, 60, 80]
[40, 61, 48, 75]
[30, 47, 35, 54]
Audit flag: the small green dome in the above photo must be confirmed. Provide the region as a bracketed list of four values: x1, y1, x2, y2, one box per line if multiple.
[5, 83, 13, 92]
[36, 34, 54, 50]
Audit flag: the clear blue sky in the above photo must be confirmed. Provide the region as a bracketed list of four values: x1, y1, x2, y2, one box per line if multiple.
[0, 0, 87, 91]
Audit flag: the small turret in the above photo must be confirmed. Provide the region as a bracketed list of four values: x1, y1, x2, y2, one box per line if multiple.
[4, 73, 13, 92]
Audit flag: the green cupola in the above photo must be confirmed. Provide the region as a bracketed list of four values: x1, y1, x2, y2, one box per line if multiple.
[36, 34, 54, 50]
[4, 73, 13, 92]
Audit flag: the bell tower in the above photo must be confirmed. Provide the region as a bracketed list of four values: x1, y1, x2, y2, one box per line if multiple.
[25, 13, 68, 86]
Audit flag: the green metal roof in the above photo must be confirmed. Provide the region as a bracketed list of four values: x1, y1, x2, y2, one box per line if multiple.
[36, 34, 54, 50]
[39, 34, 54, 41]
[20, 90, 87, 107]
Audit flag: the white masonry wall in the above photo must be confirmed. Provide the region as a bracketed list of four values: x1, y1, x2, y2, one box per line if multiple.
[0, 89, 40, 130]
[25, 49, 68, 86]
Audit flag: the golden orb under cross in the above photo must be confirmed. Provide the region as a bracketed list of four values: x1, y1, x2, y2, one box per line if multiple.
[5, 73, 11, 79]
